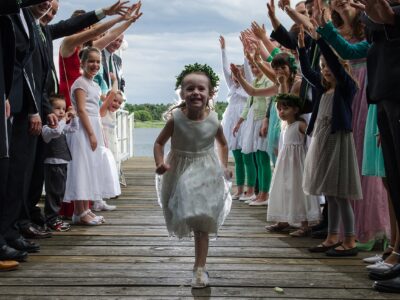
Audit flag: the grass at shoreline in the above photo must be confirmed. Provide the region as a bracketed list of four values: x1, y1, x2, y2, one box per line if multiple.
[134, 120, 166, 128]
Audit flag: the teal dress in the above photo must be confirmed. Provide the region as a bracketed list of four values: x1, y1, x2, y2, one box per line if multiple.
[266, 101, 281, 165]
[317, 22, 385, 177]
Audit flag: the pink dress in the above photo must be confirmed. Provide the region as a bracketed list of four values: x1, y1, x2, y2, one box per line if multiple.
[348, 56, 390, 243]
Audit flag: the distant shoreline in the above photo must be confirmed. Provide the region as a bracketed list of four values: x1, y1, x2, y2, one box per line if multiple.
[134, 121, 166, 128]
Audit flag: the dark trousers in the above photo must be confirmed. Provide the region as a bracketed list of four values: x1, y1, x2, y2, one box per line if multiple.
[44, 163, 67, 223]
[19, 136, 46, 228]
[377, 100, 400, 246]
[2, 112, 36, 241]
[0, 158, 9, 246]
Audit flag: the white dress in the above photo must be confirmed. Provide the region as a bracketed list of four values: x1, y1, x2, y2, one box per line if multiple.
[102, 110, 121, 173]
[220, 49, 249, 150]
[267, 121, 320, 224]
[156, 110, 232, 238]
[64, 76, 121, 202]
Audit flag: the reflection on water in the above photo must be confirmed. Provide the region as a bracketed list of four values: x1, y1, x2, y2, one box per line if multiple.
[133, 128, 170, 157]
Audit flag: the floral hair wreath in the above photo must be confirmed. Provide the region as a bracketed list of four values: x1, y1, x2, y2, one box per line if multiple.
[175, 63, 219, 94]
[275, 93, 304, 110]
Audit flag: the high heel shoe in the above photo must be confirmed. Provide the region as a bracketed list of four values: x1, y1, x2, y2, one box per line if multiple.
[72, 211, 102, 226]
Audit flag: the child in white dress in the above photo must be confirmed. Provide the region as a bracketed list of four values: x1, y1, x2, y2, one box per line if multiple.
[219, 36, 251, 200]
[63, 47, 121, 225]
[154, 63, 232, 288]
[266, 94, 320, 236]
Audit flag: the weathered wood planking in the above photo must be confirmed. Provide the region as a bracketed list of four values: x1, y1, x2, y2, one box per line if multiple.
[0, 157, 393, 299]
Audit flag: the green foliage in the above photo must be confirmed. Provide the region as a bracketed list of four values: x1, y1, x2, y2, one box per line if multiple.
[134, 110, 153, 121]
[124, 101, 228, 122]
[175, 63, 219, 94]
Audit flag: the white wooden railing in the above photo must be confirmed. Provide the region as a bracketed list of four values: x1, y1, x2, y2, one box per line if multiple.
[116, 110, 134, 161]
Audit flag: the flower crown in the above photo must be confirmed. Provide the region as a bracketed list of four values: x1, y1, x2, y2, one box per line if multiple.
[175, 63, 219, 93]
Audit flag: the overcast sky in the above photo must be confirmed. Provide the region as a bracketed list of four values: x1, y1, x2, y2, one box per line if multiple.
[53, 0, 301, 104]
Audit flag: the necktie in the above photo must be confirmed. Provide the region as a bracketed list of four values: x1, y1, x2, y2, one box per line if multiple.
[36, 24, 46, 43]
[109, 54, 114, 73]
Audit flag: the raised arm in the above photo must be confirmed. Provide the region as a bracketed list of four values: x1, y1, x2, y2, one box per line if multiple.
[100, 73, 118, 117]
[60, 15, 125, 57]
[94, 3, 143, 50]
[317, 21, 369, 60]
[317, 38, 357, 94]
[297, 26, 323, 90]
[219, 36, 234, 89]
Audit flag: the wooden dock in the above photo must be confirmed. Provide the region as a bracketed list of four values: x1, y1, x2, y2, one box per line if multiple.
[0, 157, 398, 299]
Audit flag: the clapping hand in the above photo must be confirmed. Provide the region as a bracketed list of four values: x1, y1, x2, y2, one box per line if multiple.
[251, 21, 267, 40]
[350, 0, 395, 25]
[267, 0, 277, 20]
[103, 0, 130, 16]
[219, 35, 226, 49]
[230, 63, 242, 79]
[298, 24, 306, 48]
[155, 163, 170, 175]
[278, 0, 291, 10]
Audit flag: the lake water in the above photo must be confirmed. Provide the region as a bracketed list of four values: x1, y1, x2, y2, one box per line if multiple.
[133, 128, 170, 157]
[132, 127, 232, 157]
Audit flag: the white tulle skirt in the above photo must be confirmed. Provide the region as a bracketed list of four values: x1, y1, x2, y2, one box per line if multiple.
[156, 148, 232, 238]
[241, 107, 267, 154]
[64, 115, 121, 202]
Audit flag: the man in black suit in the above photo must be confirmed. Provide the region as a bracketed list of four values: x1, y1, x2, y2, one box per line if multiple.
[102, 34, 126, 92]
[19, 0, 129, 235]
[0, 0, 51, 263]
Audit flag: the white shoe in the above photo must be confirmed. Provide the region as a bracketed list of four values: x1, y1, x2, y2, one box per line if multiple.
[366, 261, 393, 272]
[232, 193, 244, 200]
[239, 194, 256, 202]
[249, 200, 268, 206]
[363, 254, 383, 264]
[191, 267, 209, 288]
[92, 200, 116, 212]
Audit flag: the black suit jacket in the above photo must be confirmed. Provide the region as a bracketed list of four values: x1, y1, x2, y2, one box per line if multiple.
[42, 10, 100, 97]
[8, 9, 37, 115]
[0, 3, 17, 157]
[102, 50, 125, 92]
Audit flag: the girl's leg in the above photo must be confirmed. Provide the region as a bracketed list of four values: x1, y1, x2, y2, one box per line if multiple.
[243, 153, 256, 195]
[336, 197, 356, 249]
[383, 178, 399, 264]
[324, 196, 340, 245]
[255, 151, 271, 201]
[232, 149, 245, 195]
[193, 231, 209, 269]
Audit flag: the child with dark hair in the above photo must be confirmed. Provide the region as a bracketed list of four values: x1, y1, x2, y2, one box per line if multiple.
[41, 95, 78, 231]
[266, 94, 320, 235]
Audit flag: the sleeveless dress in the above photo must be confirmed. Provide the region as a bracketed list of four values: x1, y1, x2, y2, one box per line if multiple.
[59, 48, 81, 108]
[63, 76, 120, 202]
[267, 121, 320, 224]
[156, 110, 232, 238]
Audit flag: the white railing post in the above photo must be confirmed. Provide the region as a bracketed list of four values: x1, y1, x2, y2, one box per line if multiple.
[116, 109, 135, 161]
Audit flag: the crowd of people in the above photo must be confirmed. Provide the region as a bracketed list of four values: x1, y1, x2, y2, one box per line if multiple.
[220, 0, 400, 293]
[153, 0, 400, 292]
[0, 0, 142, 271]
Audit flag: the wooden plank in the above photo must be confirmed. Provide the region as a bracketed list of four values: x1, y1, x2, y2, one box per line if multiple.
[0, 157, 389, 299]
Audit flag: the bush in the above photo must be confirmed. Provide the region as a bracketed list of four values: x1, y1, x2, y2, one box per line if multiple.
[134, 110, 153, 122]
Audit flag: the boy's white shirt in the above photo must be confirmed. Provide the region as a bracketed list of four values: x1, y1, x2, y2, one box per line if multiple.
[41, 118, 79, 164]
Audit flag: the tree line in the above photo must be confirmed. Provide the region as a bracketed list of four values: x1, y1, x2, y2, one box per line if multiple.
[124, 102, 229, 122]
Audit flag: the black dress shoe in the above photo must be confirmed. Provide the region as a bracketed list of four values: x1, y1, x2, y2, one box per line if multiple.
[21, 225, 52, 239]
[0, 245, 28, 262]
[374, 275, 400, 293]
[7, 237, 40, 253]
[369, 264, 400, 281]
